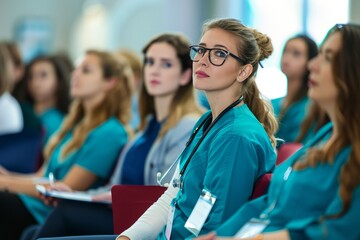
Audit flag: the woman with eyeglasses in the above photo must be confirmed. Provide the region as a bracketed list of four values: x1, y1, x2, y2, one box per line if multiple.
[195, 23, 360, 240]
[38, 18, 278, 240]
[118, 17, 278, 240]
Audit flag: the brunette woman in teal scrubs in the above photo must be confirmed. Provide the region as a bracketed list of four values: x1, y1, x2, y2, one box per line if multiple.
[20, 55, 72, 145]
[271, 35, 318, 145]
[197, 23, 360, 240]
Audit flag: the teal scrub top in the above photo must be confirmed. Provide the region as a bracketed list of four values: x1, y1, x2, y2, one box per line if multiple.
[158, 104, 276, 239]
[271, 97, 310, 145]
[216, 122, 360, 240]
[39, 108, 64, 145]
[18, 117, 128, 224]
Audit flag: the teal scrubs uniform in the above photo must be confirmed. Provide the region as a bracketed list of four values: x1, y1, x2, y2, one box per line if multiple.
[39, 108, 64, 145]
[158, 104, 276, 239]
[271, 97, 310, 144]
[216, 122, 360, 240]
[18, 117, 128, 224]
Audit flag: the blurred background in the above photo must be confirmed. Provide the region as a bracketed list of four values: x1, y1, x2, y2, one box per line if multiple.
[0, 0, 358, 99]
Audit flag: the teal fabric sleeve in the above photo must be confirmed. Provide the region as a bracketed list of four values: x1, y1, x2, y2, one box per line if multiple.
[215, 195, 268, 236]
[288, 187, 360, 240]
[40, 108, 64, 145]
[75, 119, 128, 180]
[201, 136, 265, 231]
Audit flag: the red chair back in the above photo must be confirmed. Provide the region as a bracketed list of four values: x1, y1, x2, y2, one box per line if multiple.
[276, 142, 303, 165]
[250, 173, 272, 199]
[111, 185, 166, 234]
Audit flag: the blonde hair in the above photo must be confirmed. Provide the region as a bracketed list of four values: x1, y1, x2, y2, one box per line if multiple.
[139, 33, 203, 138]
[44, 50, 133, 160]
[115, 49, 142, 81]
[0, 43, 10, 95]
[202, 18, 278, 147]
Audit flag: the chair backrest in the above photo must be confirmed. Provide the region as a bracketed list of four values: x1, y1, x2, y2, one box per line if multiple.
[111, 185, 166, 234]
[276, 142, 303, 165]
[250, 173, 272, 200]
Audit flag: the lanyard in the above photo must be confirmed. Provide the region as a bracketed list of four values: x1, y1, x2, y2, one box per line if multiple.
[259, 126, 333, 220]
[157, 96, 244, 187]
[174, 96, 244, 188]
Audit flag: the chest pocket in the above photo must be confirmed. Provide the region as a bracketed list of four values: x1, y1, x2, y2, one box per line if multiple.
[182, 150, 208, 184]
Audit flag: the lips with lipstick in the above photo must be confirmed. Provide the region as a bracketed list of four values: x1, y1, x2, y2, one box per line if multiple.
[195, 70, 209, 78]
[308, 78, 318, 87]
[149, 79, 161, 85]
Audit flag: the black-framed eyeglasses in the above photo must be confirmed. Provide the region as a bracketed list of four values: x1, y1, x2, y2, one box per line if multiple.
[189, 45, 244, 66]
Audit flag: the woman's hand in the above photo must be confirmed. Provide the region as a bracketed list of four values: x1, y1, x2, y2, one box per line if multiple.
[39, 182, 73, 206]
[195, 230, 290, 240]
[117, 236, 130, 240]
[47, 182, 73, 192]
[0, 165, 11, 176]
[92, 192, 112, 203]
[195, 232, 218, 240]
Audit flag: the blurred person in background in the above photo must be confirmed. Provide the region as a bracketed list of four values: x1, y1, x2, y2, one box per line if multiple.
[0, 42, 23, 135]
[271, 34, 318, 146]
[2, 41, 25, 92]
[114, 49, 142, 131]
[17, 55, 72, 145]
[0, 49, 132, 240]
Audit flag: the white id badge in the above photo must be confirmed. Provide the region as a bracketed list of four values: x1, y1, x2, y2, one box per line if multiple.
[184, 189, 216, 236]
[234, 218, 270, 238]
[165, 204, 175, 240]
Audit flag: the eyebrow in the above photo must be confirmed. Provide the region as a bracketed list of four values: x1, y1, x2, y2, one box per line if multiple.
[320, 47, 335, 55]
[146, 56, 174, 62]
[325, 49, 335, 54]
[198, 43, 229, 50]
[160, 58, 173, 62]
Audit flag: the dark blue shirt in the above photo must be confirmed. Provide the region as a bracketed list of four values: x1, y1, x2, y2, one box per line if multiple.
[120, 117, 161, 184]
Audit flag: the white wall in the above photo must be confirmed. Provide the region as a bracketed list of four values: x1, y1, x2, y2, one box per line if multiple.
[0, 0, 85, 54]
[1, 0, 359, 62]
[350, 0, 360, 23]
[70, 0, 205, 60]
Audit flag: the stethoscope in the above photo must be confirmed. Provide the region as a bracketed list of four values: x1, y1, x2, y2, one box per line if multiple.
[156, 95, 244, 189]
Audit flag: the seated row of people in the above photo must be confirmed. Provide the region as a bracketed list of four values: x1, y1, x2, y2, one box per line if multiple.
[0, 42, 73, 173]
[13, 17, 277, 240]
[1, 32, 205, 239]
[0, 49, 133, 239]
[33, 20, 360, 240]
[20, 32, 204, 240]
[2, 18, 359, 240]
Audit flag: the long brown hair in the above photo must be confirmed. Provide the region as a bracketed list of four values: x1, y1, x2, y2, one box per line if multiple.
[44, 50, 133, 160]
[202, 18, 278, 147]
[17, 55, 72, 114]
[278, 35, 318, 122]
[295, 102, 330, 143]
[295, 24, 360, 218]
[139, 33, 202, 137]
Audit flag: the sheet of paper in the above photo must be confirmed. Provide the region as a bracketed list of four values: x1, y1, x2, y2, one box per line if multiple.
[35, 185, 110, 204]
